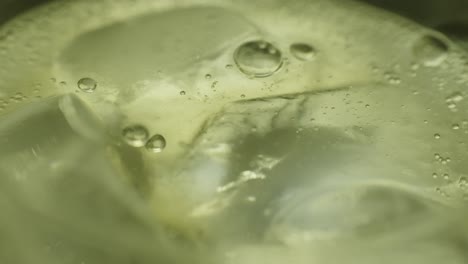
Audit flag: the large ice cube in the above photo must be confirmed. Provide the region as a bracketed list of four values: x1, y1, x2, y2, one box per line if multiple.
[151, 84, 468, 262]
[0, 94, 191, 264]
[0, 94, 104, 180]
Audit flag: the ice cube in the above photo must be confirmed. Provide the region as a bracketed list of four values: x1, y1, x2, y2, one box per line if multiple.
[0, 94, 189, 264]
[0, 94, 104, 180]
[151, 83, 468, 252]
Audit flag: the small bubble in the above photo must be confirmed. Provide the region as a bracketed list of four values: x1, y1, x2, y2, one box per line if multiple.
[145, 134, 167, 153]
[234, 40, 283, 78]
[432, 173, 438, 179]
[459, 177, 468, 187]
[452, 124, 460, 130]
[365, 104, 370, 108]
[290, 43, 316, 61]
[10, 93, 23, 102]
[14, 92, 23, 99]
[59, 81, 67, 86]
[180, 91, 186, 96]
[434, 133, 441, 139]
[410, 63, 420, 70]
[389, 77, 401, 85]
[225, 64, 233, 69]
[77, 78, 97, 93]
[50, 77, 56, 83]
[258, 42, 267, 49]
[447, 102, 457, 110]
[434, 153, 441, 159]
[246, 196, 257, 202]
[122, 125, 149, 147]
[205, 74, 212, 80]
[443, 174, 450, 180]
[423, 120, 429, 124]
[384, 72, 401, 85]
[268, 46, 278, 54]
[413, 35, 449, 67]
[446, 92, 463, 103]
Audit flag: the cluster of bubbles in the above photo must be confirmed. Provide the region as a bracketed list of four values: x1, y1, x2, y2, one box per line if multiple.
[434, 153, 451, 165]
[122, 124, 166, 153]
[445, 92, 464, 111]
[0, 92, 30, 111]
[76, 77, 167, 153]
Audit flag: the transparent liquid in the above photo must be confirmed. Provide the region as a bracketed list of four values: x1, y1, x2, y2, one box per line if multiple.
[0, 0, 468, 263]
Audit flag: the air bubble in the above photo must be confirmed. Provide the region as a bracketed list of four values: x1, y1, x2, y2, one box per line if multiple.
[290, 43, 316, 61]
[459, 177, 468, 188]
[447, 102, 457, 110]
[234, 40, 283, 78]
[384, 72, 401, 85]
[246, 196, 257, 202]
[443, 174, 450, 180]
[145, 134, 167, 153]
[122, 125, 149, 147]
[77, 77, 97, 93]
[446, 92, 464, 103]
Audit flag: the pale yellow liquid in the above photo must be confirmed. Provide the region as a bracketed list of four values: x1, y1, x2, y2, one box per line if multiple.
[0, 0, 468, 263]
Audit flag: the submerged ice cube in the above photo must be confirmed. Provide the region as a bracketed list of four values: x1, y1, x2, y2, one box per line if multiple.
[0, 94, 104, 180]
[0, 95, 190, 264]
